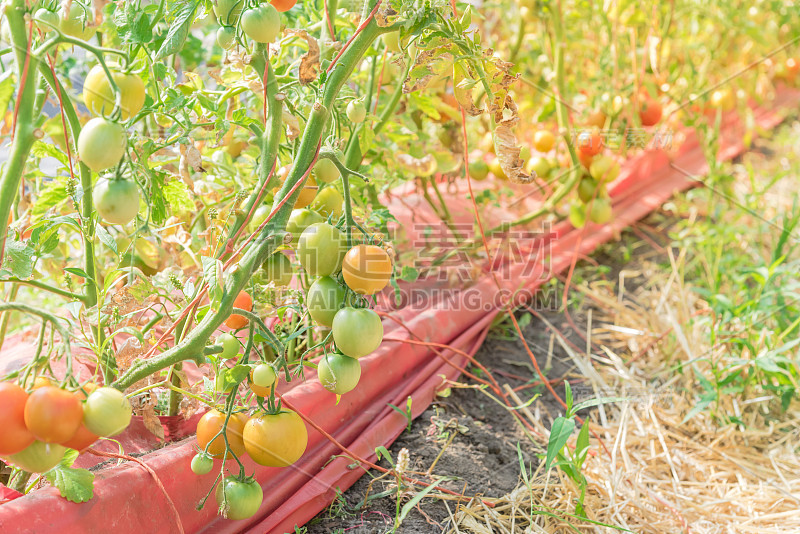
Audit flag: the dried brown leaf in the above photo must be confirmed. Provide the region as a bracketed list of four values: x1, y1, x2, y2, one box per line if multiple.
[453, 62, 483, 117]
[375, 3, 399, 27]
[285, 29, 321, 85]
[141, 394, 165, 441]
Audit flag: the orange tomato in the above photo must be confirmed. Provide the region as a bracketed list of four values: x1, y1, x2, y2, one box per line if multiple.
[0, 383, 36, 455]
[225, 291, 253, 330]
[24, 386, 83, 444]
[576, 130, 604, 156]
[196, 409, 249, 458]
[585, 109, 606, 129]
[270, 0, 297, 12]
[342, 245, 393, 295]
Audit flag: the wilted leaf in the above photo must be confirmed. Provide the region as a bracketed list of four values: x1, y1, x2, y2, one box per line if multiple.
[375, 3, 399, 27]
[116, 336, 145, 371]
[483, 55, 532, 184]
[453, 61, 482, 116]
[141, 395, 165, 441]
[403, 47, 454, 94]
[286, 29, 320, 85]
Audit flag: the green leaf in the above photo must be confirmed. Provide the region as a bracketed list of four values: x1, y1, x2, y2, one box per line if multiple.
[95, 223, 119, 258]
[545, 416, 575, 470]
[374, 446, 394, 466]
[202, 256, 224, 304]
[564, 381, 573, 414]
[154, 0, 199, 59]
[45, 461, 95, 503]
[2, 241, 35, 278]
[574, 421, 590, 469]
[398, 481, 439, 523]
[398, 265, 419, 282]
[162, 179, 195, 215]
[31, 140, 69, 166]
[31, 178, 69, 217]
[569, 396, 627, 416]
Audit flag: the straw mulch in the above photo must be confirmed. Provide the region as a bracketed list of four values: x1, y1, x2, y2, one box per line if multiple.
[447, 255, 800, 533]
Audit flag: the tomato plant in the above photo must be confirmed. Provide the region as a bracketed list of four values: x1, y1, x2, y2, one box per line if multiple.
[77, 118, 127, 172]
[317, 353, 361, 395]
[92, 178, 140, 225]
[0, 383, 35, 455]
[240, 4, 280, 43]
[296, 223, 346, 277]
[24, 386, 83, 444]
[225, 291, 254, 330]
[306, 276, 347, 327]
[83, 65, 146, 120]
[191, 452, 214, 475]
[215, 476, 264, 521]
[332, 307, 384, 359]
[196, 410, 248, 459]
[242, 411, 307, 467]
[82, 387, 133, 437]
[6, 440, 66, 474]
[262, 252, 294, 287]
[341, 244, 393, 295]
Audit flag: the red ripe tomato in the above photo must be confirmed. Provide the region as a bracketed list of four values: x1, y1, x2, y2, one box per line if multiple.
[225, 291, 253, 330]
[0, 383, 35, 455]
[638, 97, 663, 126]
[196, 409, 248, 458]
[270, 0, 297, 12]
[342, 244, 393, 295]
[576, 131, 604, 156]
[24, 386, 83, 444]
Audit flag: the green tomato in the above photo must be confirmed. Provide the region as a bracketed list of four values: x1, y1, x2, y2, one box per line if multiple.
[577, 176, 599, 204]
[527, 156, 552, 179]
[34, 8, 59, 33]
[247, 204, 273, 233]
[588, 197, 613, 224]
[213, 0, 244, 25]
[252, 364, 276, 388]
[332, 307, 383, 359]
[217, 26, 237, 49]
[317, 353, 361, 394]
[77, 118, 127, 172]
[6, 440, 66, 473]
[589, 155, 621, 183]
[286, 208, 324, 241]
[346, 100, 367, 123]
[93, 178, 139, 225]
[312, 157, 341, 184]
[306, 276, 347, 327]
[468, 159, 489, 181]
[262, 252, 293, 286]
[568, 201, 586, 228]
[382, 30, 401, 53]
[215, 476, 264, 521]
[217, 333, 240, 359]
[82, 387, 133, 437]
[191, 452, 214, 475]
[297, 222, 346, 277]
[60, 3, 95, 40]
[310, 187, 344, 220]
[240, 4, 280, 43]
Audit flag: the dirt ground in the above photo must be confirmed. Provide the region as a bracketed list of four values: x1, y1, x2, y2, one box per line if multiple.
[305, 230, 652, 534]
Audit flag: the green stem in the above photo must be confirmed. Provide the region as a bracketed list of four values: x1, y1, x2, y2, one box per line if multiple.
[0, 285, 20, 353]
[0, 0, 40, 264]
[0, 279, 84, 301]
[113, 7, 392, 392]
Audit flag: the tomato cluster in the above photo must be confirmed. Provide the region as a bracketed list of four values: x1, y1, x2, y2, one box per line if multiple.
[0, 382, 132, 473]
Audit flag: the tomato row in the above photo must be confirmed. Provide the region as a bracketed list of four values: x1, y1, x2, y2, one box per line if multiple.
[0, 382, 132, 473]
